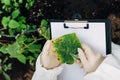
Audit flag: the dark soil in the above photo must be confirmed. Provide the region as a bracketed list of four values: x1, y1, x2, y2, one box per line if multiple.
[1, 0, 120, 80]
[8, 59, 34, 80]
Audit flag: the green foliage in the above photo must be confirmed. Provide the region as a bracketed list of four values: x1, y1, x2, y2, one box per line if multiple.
[8, 20, 20, 28]
[0, 0, 50, 79]
[0, 0, 36, 35]
[1, 0, 33, 12]
[19, 0, 23, 3]
[25, 0, 34, 10]
[1, 16, 10, 28]
[1, 15, 28, 36]
[7, 42, 26, 63]
[0, 46, 8, 54]
[3, 71, 11, 80]
[0, 34, 43, 65]
[0, 10, 3, 14]
[40, 19, 50, 40]
[0, 56, 12, 80]
[1, 0, 11, 6]
[1, 14, 29, 35]
[11, 9, 20, 19]
[53, 33, 82, 64]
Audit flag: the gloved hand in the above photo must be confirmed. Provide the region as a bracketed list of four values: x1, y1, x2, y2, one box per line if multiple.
[41, 40, 60, 69]
[78, 44, 105, 73]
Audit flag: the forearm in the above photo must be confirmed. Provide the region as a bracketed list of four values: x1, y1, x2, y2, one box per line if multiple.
[82, 54, 120, 80]
[32, 66, 59, 80]
[32, 54, 64, 80]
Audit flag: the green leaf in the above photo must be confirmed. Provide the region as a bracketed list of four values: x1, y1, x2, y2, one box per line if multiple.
[2, 5, 6, 9]
[41, 19, 48, 27]
[3, 57, 9, 64]
[2, 16, 10, 28]
[53, 33, 82, 64]
[7, 42, 26, 64]
[13, 2, 19, 7]
[25, 38, 33, 43]
[26, 24, 30, 30]
[11, 9, 20, 19]
[8, 20, 20, 28]
[16, 54, 26, 64]
[40, 19, 50, 39]
[8, 29, 14, 36]
[3, 64, 8, 71]
[18, 16, 26, 23]
[16, 35, 25, 44]
[20, 24, 26, 30]
[1, 0, 11, 6]
[25, 3, 29, 10]
[0, 46, 8, 54]
[3, 72, 11, 80]
[29, 60, 34, 66]
[27, 56, 34, 60]
[0, 10, 3, 14]
[27, 56, 35, 66]
[7, 42, 22, 57]
[41, 26, 50, 40]
[33, 53, 39, 58]
[0, 66, 2, 73]
[25, 0, 34, 10]
[19, 0, 23, 3]
[7, 63, 12, 70]
[28, 44, 41, 53]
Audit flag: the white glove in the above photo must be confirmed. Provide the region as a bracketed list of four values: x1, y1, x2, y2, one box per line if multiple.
[32, 40, 64, 80]
[78, 44, 105, 73]
[41, 40, 60, 69]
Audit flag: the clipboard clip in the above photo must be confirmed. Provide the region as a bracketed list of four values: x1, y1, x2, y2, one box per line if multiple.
[64, 23, 89, 29]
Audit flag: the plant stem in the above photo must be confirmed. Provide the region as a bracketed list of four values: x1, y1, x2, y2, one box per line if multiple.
[0, 42, 9, 46]
[0, 28, 7, 31]
[22, 38, 44, 50]
[28, 38, 44, 47]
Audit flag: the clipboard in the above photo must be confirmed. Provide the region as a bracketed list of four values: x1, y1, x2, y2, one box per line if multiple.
[50, 19, 111, 80]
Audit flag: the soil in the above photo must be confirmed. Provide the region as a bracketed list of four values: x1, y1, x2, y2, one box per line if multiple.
[0, 0, 120, 80]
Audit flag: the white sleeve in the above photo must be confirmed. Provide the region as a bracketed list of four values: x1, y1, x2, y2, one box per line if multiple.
[82, 43, 120, 80]
[32, 54, 64, 80]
